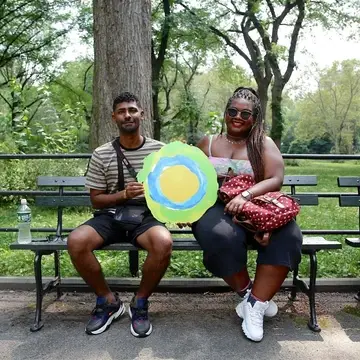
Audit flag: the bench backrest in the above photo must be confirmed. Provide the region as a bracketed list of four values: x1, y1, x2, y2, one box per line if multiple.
[283, 175, 318, 205]
[34, 174, 319, 238]
[35, 175, 319, 207]
[36, 177, 90, 207]
[338, 176, 360, 207]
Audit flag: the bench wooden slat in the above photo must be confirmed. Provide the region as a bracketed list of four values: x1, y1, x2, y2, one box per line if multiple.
[9, 236, 341, 252]
[37, 176, 86, 187]
[36, 196, 91, 207]
[345, 238, 360, 248]
[295, 194, 318, 206]
[337, 176, 360, 187]
[339, 195, 360, 207]
[283, 175, 317, 186]
[37, 175, 317, 188]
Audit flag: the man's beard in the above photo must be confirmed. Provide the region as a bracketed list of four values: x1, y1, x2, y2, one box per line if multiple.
[118, 122, 139, 134]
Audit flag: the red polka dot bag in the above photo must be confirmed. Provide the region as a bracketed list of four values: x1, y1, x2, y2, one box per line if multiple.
[219, 175, 300, 245]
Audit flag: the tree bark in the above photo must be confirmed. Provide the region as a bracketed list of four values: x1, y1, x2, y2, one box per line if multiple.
[257, 83, 268, 120]
[91, 0, 153, 149]
[270, 79, 284, 149]
[152, 0, 171, 140]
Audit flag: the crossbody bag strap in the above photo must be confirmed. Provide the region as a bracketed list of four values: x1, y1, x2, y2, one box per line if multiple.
[112, 138, 138, 191]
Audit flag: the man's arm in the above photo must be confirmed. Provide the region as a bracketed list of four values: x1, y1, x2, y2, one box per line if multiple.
[90, 182, 145, 209]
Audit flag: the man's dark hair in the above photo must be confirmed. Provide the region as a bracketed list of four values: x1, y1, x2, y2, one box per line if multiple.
[113, 92, 141, 111]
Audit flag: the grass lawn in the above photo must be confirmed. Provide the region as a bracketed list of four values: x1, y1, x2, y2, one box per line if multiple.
[0, 160, 359, 279]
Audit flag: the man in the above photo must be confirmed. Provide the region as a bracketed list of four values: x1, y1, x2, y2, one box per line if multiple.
[67, 92, 172, 338]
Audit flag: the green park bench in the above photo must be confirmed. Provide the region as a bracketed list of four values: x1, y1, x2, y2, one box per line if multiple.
[338, 176, 360, 301]
[9, 175, 342, 332]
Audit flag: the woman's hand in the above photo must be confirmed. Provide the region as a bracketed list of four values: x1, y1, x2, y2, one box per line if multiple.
[224, 195, 247, 215]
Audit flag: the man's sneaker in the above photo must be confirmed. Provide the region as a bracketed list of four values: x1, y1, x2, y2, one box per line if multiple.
[85, 294, 125, 335]
[128, 296, 152, 338]
[236, 289, 278, 318]
[240, 293, 269, 342]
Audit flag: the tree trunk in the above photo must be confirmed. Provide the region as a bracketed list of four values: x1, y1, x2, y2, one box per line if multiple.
[257, 83, 268, 120]
[91, 0, 153, 150]
[153, 91, 161, 140]
[270, 79, 284, 149]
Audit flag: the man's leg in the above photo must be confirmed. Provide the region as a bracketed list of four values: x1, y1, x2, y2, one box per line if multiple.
[67, 223, 125, 335]
[128, 225, 172, 338]
[67, 225, 115, 303]
[136, 225, 173, 297]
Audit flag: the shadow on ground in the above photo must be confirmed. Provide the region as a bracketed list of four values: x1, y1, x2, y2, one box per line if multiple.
[0, 291, 359, 360]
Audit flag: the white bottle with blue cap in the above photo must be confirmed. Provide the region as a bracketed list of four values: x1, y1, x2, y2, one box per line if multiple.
[17, 199, 32, 244]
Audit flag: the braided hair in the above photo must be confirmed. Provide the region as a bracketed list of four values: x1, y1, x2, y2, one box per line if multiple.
[222, 87, 265, 183]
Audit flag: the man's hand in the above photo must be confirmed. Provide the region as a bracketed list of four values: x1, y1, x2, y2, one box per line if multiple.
[177, 223, 192, 229]
[125, 182, 144, 199]
[224, 195, 247, 215]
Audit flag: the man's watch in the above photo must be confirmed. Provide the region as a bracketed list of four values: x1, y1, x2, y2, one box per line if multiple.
[241, 190, 253, 201]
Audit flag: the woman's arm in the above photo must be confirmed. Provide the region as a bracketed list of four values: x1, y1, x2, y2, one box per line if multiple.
[224, 137, 284, 215]
[196, 136, 210, 156]
[246, 136, 284, 197]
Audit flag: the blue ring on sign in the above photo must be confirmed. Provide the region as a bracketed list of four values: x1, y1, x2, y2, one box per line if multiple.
[148, 155, 207, 210]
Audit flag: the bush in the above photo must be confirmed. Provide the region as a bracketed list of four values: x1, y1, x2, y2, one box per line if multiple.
[0, 158, 89, 204]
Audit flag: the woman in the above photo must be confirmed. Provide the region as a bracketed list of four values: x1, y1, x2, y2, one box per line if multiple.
[192, 87, 302, 342]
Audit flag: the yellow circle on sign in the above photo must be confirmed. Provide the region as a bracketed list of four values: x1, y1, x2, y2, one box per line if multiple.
[159, 165, 199, 203]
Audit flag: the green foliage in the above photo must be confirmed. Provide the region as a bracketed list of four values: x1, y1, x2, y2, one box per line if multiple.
[0, 159, 89, 204]
[296, 59, 360, 154]
[0, 0, 77, 68]
[160, 57, 251, 142]
[0, 160, 360, 279]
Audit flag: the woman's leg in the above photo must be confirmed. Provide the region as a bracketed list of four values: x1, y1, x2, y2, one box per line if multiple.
[241, 220, 303, 342]
[252, 220, 303, 300]
[192, 201, 250, 293]
[251, 265, 289, 301]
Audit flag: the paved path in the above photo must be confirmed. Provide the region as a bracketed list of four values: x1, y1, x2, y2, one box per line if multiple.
[0, 291, 359, 360]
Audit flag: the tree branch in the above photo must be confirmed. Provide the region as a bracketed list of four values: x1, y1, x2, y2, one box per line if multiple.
[26, 99, 44, 125]
[283, 0, 306, 84]
[152, 0, 171, 83]
[0, 92, 11, 108]
[265, 0, 276, 19]
[178, 2, 252, 67]
[83, 63, 93, 93]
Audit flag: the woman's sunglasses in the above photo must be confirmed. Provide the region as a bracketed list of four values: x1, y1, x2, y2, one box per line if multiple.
[226, 108, 253, 121]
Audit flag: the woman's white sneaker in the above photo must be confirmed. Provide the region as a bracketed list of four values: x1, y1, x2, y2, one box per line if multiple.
[236, 290, 278, 319]
[241, 294, 269, 342]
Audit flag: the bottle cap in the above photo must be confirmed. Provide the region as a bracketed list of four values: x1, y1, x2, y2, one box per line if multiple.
[20, 199, 27, 205]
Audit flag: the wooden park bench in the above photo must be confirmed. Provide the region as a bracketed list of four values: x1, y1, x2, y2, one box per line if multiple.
[338, 176, 360, 301]
[9, 175, 342, 332]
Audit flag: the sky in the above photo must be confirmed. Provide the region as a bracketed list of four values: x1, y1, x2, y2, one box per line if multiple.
[61, 23, 360, 95]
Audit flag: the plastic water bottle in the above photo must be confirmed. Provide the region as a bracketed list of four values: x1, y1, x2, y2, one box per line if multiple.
[17, 199, 32, 243]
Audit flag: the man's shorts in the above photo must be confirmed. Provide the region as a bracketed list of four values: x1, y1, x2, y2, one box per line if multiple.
[82, 210, 166, 248]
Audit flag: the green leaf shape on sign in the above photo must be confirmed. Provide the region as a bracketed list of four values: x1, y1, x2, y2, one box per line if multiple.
[137, 141, 218, 223]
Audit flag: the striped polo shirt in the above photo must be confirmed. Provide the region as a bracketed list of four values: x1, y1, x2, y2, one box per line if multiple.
[86, 137, 164, 210]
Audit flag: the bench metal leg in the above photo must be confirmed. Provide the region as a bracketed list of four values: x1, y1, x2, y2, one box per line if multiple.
[307, 251, 321, 332]
[355, 290, 360, 301]
[31, 252, 44, 332]
[289, 265, 299, 300]
[54, 251, 62, 299]
[129, 250, 139, 277]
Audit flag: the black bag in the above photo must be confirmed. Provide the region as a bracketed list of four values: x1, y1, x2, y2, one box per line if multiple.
[112, 138, 147, 231]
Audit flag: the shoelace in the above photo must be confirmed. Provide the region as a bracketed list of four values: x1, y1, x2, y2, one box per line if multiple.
[248, 304, 266, 326]
[132, 306, 148, 322]
[91, 304, 106, 318]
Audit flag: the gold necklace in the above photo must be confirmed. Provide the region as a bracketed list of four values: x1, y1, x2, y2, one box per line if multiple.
[224, 134, 247, 144]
